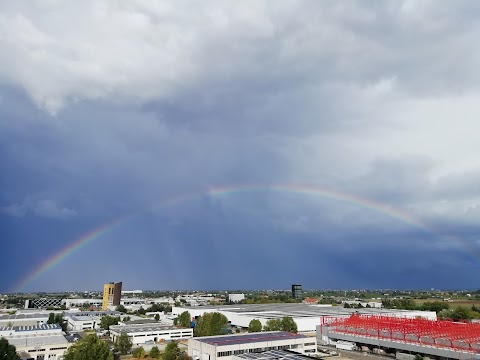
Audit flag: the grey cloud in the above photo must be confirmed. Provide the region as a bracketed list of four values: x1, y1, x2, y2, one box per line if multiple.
[1, 198, 76, 219]
[3, 1, 480, 291]
[2, 1, 480, 115]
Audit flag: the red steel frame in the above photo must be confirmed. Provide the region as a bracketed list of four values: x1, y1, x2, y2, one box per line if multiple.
[321, 315, 480, 353]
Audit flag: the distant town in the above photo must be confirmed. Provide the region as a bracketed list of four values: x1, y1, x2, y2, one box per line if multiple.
[2, 283, 480, 360]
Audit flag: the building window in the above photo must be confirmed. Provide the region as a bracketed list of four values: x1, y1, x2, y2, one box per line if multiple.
[218, 351, 232, 357]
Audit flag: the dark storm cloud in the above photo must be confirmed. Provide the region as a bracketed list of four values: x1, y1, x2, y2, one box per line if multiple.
[2, 1, 480, 291]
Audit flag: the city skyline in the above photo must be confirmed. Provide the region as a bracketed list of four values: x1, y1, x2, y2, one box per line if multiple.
[2, 1, 480, 292]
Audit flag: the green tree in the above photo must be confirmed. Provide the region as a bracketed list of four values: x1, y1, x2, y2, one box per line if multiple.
[116, 304, 127, 313]
[149, 346, 161, 359]
[194, 312, 229, 336]
[54, 313, 68, 332]
[154, 314, 160, 321]
[421, 301, 449, 313]
[0, 338, 20, 360]
[48, 312, 55, 324]
[164, 342, 180, 360]
[114, 332, 133, 355]
[132, 346, 145, 359]
[439, 306, 476, 321]
[100, 316, 120, 330]
[64, 334, 113, 360]
[178, 311, 191, 328]
[248, 319, 262, 333]
[280, 317, 298, 333]
[136, 307, 146, 315]
[263, 319, 282, 331]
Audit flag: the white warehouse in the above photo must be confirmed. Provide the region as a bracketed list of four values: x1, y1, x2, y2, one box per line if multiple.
[173, 304, 436, 333]
[109, 324, 193, 345]
[0, 324, 71, 360]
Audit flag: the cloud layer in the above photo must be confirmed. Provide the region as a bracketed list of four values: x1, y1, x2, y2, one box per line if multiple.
[2, 0, 480, 292]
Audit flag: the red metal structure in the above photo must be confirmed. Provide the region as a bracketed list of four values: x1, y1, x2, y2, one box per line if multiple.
[323, 315, 480, 353]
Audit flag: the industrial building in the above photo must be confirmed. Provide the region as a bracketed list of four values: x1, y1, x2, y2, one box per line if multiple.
[0, 324, 71, 360]
[63, 298, 103, 308]
[64, 310, 122, 330]
[188, 331, 317, 360]
[0, 312, 49, 327]
[67, 315, 102, 331]
[172, 303, 436, 333]
[24, 298, 63, 309]
[109, 323, 193, 345]
[102, 281, 122, 310]
[229, 294, 246, 303]
[317, 314, 480, 360]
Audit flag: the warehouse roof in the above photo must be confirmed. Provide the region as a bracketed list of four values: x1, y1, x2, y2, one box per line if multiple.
[194, 331, 307, 346]
[176, 303, 431, 318]
[0, 313, 49, 320]
[235, 350, 314, 360]
[0, 324, 61, 332]
[7, 334, 68, 348]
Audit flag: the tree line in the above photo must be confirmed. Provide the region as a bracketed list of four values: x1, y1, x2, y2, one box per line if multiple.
[382, 299, 480, 321]
[248, 317, 297, 333]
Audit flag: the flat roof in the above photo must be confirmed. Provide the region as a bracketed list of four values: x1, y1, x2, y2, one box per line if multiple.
[235, 349, 314, 360]
[110, 323, 191, 334]
[69, 316, 101, 322]
[0, 324, 61, 332]
[177, 304, 432, 318]
[0, 313, 49, 320]
[64, 310, 121, 316]
[194, 331, 307, 346]
[7, 334, 68, 348]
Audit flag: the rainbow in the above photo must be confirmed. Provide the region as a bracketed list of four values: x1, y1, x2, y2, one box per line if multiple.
[10, 183, 456, 292]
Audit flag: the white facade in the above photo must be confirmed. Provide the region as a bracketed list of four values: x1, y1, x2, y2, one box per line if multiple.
[62, 298, 103, 308]
[188, 331, 317, 360]
[1, 324, 70, 360]
[110, 324, 193, 345]
[121, 290, 143, 295]
[228, 294, 245, 303]
[67, 315, 102, 331]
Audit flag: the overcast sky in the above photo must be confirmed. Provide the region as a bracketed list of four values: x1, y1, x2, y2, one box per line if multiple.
[2, 0, 480, 293]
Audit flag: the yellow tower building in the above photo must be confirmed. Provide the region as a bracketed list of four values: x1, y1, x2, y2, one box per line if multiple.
[102, 282, 122, 310]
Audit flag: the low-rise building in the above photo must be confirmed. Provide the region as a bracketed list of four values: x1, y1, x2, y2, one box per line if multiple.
[62, 298, 103, 308]
[67, 315, 102, 331]
[0, 324, 71, 360]
[228, 294, 245, 303]
[0, 313, 49, 327]
[188, 331, 317, 360]
[173, 303, 436, 333]
[24, 298, 63, 309]
[109, 324, 193, 345]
